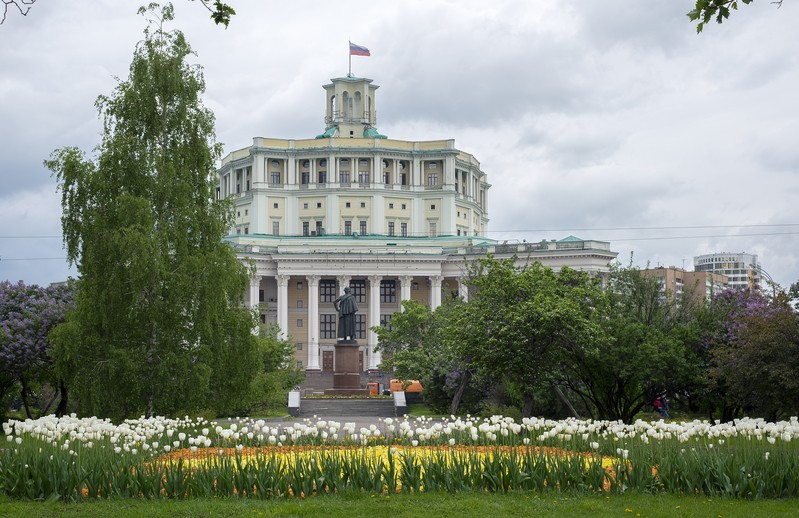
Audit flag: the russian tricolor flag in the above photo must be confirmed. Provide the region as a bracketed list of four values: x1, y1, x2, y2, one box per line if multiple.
[349, 42, 371, 56]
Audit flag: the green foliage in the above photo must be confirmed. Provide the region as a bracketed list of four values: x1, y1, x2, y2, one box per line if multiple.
[561, 264, 704, 423]
[44, 4, 259, 419]
[687, 0, 756, 33]
[451, 257, 603, 417]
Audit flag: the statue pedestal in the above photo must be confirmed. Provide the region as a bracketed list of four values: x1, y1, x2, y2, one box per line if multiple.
[325, 339, 369, 396]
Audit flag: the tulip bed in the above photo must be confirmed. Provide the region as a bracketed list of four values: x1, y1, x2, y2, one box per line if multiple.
[1, 415, 798, 501]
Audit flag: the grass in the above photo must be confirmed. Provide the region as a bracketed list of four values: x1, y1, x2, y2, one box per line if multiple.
[1, 492, 798, 517]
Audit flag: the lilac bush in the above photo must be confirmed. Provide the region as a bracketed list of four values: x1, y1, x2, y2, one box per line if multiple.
[0, 280, 74, 418]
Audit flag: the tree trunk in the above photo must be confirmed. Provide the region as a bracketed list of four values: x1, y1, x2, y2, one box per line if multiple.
[521, 392, 534, 417]
[55, 378, 69, 417]
[450, 369, 472, 415]
[551, 383, 581, 418]
[20, 377, 32, 419]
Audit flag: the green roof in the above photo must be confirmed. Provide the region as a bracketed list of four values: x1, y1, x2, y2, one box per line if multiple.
[363, 127, 387, 139]
[558, 235, 583, 242]
[315, 126, 338, 139]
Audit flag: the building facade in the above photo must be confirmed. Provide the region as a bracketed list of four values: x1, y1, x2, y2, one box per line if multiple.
[693, 252, 761, 291]
[218, 76, 618, 373]
[641, 266, 728, 304]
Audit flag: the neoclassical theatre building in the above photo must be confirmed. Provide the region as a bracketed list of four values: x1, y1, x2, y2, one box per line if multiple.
[217, 75, 618, 374]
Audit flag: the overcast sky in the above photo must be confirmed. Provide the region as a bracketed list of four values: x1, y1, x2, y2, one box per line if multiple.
[1, 1, 798, 288]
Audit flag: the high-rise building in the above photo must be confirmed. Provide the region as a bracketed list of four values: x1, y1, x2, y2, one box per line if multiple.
[693, 252, 761, 291]
[217, 75, 618, 373]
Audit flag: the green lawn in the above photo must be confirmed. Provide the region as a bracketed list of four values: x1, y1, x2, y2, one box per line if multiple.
[1, 492, 797, 517]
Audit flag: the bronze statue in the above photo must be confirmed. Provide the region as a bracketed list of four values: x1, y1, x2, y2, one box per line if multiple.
[333, 286, 359, 341]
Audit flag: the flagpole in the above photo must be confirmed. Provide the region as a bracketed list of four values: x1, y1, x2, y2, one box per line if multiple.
[348, 40, 352, 77]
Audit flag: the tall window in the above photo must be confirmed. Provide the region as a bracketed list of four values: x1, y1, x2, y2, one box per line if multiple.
[318, 171, 327, 184]
[320, 279, 336, 302]
[380, 280, 396, 303]
[271, 171, 280, 184]
[359, 220, 367, 235]
[401, 222, 408, 237]
[340, 171, 350, 184]
[301, 172, 310, 185]
[400, 172, 407, 185]
[350, 280, 366, 303]
[388, 221, 395, 236]
[272, 221, 279, 235]
[320, 314, 337, 339]
[429, 221, 437, 237]
[383, 171, 390, 184]
[302, 221, 310, 236]
[344, 220, 352, 235]
[358, 171, 369, 184]
[354, 314, 367, 340]
[315, 221, 323, 235]
[427, 173, 438, 186]
[380, 314, 393, 330]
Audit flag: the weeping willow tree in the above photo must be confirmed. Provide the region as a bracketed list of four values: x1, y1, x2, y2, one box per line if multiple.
[46, 3, 259, 419]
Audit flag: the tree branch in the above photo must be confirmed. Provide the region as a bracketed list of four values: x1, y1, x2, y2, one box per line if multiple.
[1, 0, 36, 25]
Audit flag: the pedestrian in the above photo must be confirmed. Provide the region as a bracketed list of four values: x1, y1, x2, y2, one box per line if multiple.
[659, 393, 669, 419]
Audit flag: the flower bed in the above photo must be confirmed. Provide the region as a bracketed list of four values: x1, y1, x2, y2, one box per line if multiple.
[2, 415, 798, 500]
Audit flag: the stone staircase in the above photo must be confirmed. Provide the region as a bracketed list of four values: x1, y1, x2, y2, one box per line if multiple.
[299, 397, 397, 417]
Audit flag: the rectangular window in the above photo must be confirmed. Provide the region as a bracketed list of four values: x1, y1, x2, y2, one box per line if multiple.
[354, 314, 367, 340]
[427, 173, 438, 186]
[358, 172, 369, 184]
[303, 203, 309, 209]
[344, 220, 352, 235]
[296, 343, 303, 351]
[296, 360, 303, 369]
[320, 314, 337, 339]
[429, 222, 437, 237]
[380, 280, 396, 303]
[316, 202, 322, 208]
[389, 203, 394, 209]
[301, 172, 310, 185]
[272, 221, 279, 235]
[345, 202, 351, 208]
[384, 171, 390, 184]
[316, 221, 323, 234]
[350, 280, 366, 303]
[259, 289, 265, 303]
[401, 222, 407, 237]
[388, 221, 395, 236]
[380, 314, 393, 330]
[303, 221, 310, 236]
[271, 172, 281, 184]
[260, 314, 266, 324]
[296, 319, 303, 328]
[360, 202, 366, 208]
[244, 227, 249, 235]
[340, 171, 350, 184]
[360, 220, 367, 235]
[400, 173, 407, 185]
[320, 279, 336, 303]
[273, 202, 279, 208]
[318, 171, 327, 184]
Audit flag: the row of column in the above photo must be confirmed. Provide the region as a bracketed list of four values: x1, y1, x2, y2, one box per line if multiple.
[248, 274, 465, 372]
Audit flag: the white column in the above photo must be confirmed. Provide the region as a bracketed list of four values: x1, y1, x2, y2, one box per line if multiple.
[399, 275, 412, 310]
[306, 275, 321, 371]
[248, 275, 261, 335]
[368, 275, 382, 371]
[458, 276, 469, 302]
[248, 275, 261, 308]
[430, 275, 443, 310]
[276, 275, 289, 339]
[337, 275, 352, 292]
